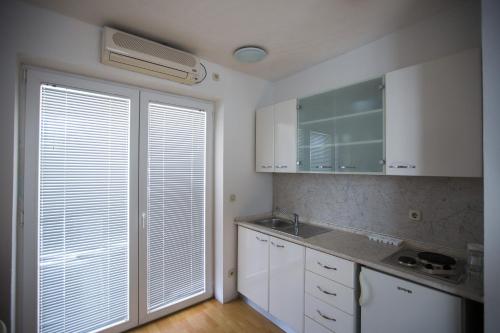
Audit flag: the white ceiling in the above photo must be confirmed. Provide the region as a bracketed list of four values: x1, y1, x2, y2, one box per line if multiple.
[23, 0, 465, 81]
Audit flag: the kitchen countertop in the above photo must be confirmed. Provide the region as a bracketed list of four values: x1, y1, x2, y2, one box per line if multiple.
[235, 215, 483, 303]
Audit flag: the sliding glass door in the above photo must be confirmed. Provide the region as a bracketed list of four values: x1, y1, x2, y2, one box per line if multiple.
[22, 69, 213, 332]
[138, 91, 213, 323]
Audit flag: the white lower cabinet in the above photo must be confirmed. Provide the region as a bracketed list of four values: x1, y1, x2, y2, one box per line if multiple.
[305, 248, 358, 333]
[269, 236, 305, 333]
[305, 316, 333, 333]
[237, 227, 358, 333]
[305, 294, 355, 333]
[237, 227, 269, 311]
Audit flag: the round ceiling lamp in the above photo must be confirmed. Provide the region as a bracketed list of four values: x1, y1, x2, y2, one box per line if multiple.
[233, 46, 267, 63]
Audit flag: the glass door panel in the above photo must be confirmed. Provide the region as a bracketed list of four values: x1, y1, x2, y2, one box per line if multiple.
[23, 69, 139, 333]
[297, 78, 384, 173]
[138, 91, 213, 323]
[297, 89, 335, 172]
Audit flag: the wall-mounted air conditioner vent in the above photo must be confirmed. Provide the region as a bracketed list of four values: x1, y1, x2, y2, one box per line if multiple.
[101, 27, 204, 85]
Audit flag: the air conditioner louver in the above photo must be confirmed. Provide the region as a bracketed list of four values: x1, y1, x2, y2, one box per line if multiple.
[101, 27, 203, 85]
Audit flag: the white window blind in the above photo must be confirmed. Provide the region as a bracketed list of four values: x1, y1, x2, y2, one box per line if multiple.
[146, 102, 206, 312]
[310, 131, 332, 170]
[38, 84, 131, 332]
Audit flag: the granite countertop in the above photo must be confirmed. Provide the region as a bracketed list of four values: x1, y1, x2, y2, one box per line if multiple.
[235, 215, 483, 303]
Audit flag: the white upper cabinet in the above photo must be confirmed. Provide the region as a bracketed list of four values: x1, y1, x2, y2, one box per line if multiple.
[385, 49, 482, 177]
[256, 105, 275, 172]
[274, 99, 298, 173]
[255, 99, 297, 173]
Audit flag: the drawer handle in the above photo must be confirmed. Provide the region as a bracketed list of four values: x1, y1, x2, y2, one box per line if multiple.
[255, 236, 267, 242]
[317, 285, 337, 296]
[317, 261, 337, 270]
[270, 241, 285, 248]
[317, 310, 336, 322]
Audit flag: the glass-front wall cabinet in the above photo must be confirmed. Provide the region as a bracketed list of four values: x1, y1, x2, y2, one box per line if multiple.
[297, 78, 385, 173]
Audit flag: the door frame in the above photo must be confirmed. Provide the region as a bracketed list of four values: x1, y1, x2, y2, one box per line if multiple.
[138, 90, 214, 324]
[21, 67, 140, 333]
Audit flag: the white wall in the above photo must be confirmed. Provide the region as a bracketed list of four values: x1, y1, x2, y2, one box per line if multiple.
[0, 1, 273, 330]
[270, 0, 480, 104]
[482, 0, 500, 331]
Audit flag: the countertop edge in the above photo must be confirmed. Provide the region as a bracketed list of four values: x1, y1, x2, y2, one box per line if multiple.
[235, 220, 483, 303]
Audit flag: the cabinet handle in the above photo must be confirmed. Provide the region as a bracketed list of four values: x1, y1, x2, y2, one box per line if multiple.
[397, 286, 413, 294]
[260, 165, 272, 169]
[270, 241, 285, 248]
[317, 261, 337, 270]
[275, 165, 288, 169]
[339, 165, 356, 169]
[317, 285, 337, 296]
[315, 165, 332, 169]
[255, 236, 267, 242]
[316, 310, 336, 322]
[388, 164, 416, 169]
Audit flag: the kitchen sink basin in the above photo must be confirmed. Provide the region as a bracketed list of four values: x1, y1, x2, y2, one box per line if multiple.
[254, 218, 293, 229]
[252, 218, 331, 239]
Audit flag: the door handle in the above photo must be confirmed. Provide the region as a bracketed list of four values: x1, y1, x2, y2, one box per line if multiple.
[141, 212, 147, 229]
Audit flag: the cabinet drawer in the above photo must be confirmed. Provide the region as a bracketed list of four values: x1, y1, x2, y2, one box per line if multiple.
[305, 271, 355, 315]
[305, 316, 332, 333]
[306, 248, 355, 287]
[305, 294, 355, 333]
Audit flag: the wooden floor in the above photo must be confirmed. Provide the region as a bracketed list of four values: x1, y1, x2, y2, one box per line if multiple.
[128, 298, 283, 333]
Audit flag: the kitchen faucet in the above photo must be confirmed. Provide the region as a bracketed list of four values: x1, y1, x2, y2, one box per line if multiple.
[275, 206, 300, 232]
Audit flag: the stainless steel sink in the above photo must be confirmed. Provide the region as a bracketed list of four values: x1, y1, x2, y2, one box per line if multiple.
[253, 218, 331, 239]
[254, 218, 293, 229]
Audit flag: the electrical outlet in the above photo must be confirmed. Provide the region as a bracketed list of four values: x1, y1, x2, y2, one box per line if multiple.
[227, 268, 235, 278]
[409, 209, 422, 221]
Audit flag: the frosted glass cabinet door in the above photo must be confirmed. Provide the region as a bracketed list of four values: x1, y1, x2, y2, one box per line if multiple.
[297, 78, 384, 173]
[333, 78, 384, 173]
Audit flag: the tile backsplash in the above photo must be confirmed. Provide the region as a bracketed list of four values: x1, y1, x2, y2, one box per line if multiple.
[273, 174, 483, 250]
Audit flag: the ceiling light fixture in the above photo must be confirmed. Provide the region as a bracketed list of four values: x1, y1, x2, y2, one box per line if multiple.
[233, 46, 267, 63]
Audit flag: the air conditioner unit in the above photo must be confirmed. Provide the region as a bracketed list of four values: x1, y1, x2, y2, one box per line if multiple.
[101, 27, 204, 85]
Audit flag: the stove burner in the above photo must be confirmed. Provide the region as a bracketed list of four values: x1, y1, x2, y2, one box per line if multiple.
[398, 256, 417, 267]
[417, 252, 456, 267]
